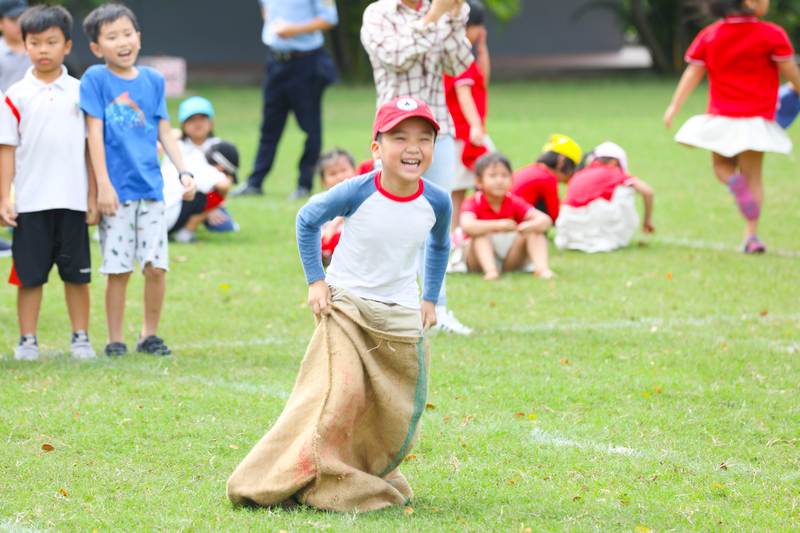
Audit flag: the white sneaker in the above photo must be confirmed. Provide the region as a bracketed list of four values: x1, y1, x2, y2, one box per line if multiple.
[70, 331, 96, 360]
[431, 306, 473, 335]
[14, 335, 39, 361]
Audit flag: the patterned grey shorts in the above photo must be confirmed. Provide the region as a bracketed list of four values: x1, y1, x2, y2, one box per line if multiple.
[98, 200, 169, 274]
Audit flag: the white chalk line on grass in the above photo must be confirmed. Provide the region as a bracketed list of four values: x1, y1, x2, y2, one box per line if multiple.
[654, 235, 800, 258]
[530, 428, 641, 457]
[0, 518, 46, 533]
[486, 312, 800, 335]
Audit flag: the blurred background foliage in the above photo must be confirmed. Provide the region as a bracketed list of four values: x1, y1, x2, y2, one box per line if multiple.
[31, 0, 800, 77]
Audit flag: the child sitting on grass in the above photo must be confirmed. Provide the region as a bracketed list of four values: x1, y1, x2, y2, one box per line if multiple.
[164, 96, 238, 236]
[0, 5, 98, 360]
[555, 142, 654, 253]
[227, 97, 451, 512]
[460, 153, 555, 280]
[313, 148, 357, 266]
[510, 134, 581, 222]
[163, 141, 238, 243]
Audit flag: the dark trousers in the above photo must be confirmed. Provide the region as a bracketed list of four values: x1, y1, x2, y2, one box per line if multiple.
[248, 49, 338, 191]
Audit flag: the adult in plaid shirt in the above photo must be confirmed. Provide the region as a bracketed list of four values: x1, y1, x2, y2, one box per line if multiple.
[361, 0, 475, 335]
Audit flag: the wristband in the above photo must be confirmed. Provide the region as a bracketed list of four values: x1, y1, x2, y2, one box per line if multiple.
[178, 170, 194, 182]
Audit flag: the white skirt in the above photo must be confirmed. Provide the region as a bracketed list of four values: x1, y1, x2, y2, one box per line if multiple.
[674, 115, 792, 158]
[554, 186, 639, 253]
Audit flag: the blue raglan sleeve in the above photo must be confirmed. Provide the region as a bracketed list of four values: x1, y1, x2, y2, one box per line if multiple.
[296, 174, 372, 284]
[422, 183, 453, 304]
[313, 0, 339, 25]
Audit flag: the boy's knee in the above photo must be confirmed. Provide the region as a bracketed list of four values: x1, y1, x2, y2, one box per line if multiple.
[143, 264, 167, 279]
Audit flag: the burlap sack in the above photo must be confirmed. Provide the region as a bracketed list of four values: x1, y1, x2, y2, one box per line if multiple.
[226, 304, 431, 513]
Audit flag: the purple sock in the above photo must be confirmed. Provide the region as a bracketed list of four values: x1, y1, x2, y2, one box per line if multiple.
[728, 174, 760, 221]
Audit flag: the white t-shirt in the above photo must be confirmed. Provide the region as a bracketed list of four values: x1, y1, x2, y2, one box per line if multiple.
[161, 136, 219, 169]
[163, 149, 227, 229]
[0, 66, 87, 213]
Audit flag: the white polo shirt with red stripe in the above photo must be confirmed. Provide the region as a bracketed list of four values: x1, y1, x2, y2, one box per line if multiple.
[0, 66, 87, 213]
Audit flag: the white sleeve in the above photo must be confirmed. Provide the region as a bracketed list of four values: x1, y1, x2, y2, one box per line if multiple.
[194, 165, 226, 194]
[0, 92, 20, 146]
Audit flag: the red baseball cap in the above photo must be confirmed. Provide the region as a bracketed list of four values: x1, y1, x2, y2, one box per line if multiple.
[373, 97, 440, 141]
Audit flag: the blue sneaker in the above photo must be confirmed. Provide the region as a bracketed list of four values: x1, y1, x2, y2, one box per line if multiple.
[0, 238, 11, 258]
[204, 207, 240, 233]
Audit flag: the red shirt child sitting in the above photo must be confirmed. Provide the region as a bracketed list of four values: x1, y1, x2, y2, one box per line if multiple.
[460, 153, 555, 280]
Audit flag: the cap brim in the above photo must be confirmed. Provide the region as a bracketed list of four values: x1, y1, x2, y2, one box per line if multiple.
[376, 114, 440, 139]
[4, 5, 27, 17]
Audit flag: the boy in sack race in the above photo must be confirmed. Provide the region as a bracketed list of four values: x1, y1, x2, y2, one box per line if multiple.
[226, 97, 451, 513]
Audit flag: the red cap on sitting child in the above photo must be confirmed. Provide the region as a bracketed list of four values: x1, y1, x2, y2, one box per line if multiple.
[373, 97, 440, 141]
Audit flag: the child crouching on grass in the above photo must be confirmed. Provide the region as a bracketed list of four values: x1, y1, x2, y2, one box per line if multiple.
[313, 148, 357, 266]
[555, 142, 654, 253]
[227, 97, 450, 513]
[459, 153, 555, 280]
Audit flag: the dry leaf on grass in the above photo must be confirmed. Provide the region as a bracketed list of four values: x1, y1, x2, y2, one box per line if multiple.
[760, 310, 769, 316]
[558, 359, 569, 364]
[41, 444, 53, 451]
[641, 392, 650, 398]
[665, 273, 672, 279]
[59, 488, 68, 497]
[635, 527, 650, 532]
[229, 445, 239, 450]
[220, 284, 230, 290]
[404, 454, 417, 461]
[572, 496, 581, 501]
[514, 412, 525, 419]
[425, 403, 436, 409]
[443, 418, 451, 424]
[713, 483, 724, 488]
[173, 256, 189, 263]
[528, 414, 536, 420]
[403, 506, 414, 516]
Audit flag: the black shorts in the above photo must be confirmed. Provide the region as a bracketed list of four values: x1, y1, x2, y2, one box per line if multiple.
[168, 192, 207, 234]
[10, 209, 91, 288]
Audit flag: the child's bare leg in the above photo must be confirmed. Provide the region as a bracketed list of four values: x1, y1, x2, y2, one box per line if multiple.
[451, 190, 466, 231]
[18, 286, 43, 336]
[738, 150, 764, 241]
[465, 235, 500, 280]
[184, 212, 210, 232]
[142, 264, 166, 338]
[526, 233, 554, 278]
[106, 272, 132, 343]
[501, 233, 531, 271]
[712, 152, 738, 184]
[64, 282, 90, 333]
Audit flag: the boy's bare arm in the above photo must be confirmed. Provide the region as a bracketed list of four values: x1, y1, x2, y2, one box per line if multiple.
[86, 115, 119, 216]
[308, 279, 332, 316]
[455, 84, 485, 146]
[477, 28, 490, 85]
[85, 141, 99, 225]
[631, 180, 655, 234]
[0, 144, 17, 226]
[664, 64, 706, 128]
[158, 118, 196, 201]
[460, 213, 515, 236]
[778, 60, 800, 93]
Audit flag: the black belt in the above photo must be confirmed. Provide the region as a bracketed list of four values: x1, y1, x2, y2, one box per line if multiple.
[270, 48, 320, 62]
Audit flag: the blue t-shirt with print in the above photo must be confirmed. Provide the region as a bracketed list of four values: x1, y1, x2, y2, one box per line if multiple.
[80, 65, 169, 203]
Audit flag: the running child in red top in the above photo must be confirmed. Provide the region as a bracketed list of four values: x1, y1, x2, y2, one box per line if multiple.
[510, 134, 581, 222]
[555, 143, 654, 254]
[460, 153, 555, 280]
[444, 0, 493, 231]
[664, 0, 800, 254]
[312, 149, 357, 266]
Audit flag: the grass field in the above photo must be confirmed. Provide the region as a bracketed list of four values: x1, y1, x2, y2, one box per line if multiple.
[1, 77, 800, 532]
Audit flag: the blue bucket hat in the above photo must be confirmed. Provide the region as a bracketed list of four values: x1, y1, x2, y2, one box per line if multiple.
[0, 0, 28, 18]
[178, 96, 214, 123]
[776, 84, 800, 130]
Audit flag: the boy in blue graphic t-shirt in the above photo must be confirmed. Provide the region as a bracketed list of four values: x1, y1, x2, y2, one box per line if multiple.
[80, 3, 196, 357]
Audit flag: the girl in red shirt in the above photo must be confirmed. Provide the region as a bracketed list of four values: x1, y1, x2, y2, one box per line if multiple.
[555, 143, 655, 253]
[459, 153, 555, 280]
[664, 0, 800, 254]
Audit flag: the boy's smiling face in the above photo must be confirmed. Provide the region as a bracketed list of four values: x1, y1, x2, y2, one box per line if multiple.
[89, 16, 141, 74]
[372, 117, 436, 185]
[25, 27, 71, 77]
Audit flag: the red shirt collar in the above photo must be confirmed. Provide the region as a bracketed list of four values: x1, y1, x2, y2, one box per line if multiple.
[725, 15, 759, 23]
[374, 171, 424, 202]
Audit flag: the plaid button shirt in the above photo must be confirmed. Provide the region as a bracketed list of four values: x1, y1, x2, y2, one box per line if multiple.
[361, 0, 474, 138]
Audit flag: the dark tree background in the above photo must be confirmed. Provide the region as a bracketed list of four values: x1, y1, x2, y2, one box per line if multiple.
[34, 0, 800, 76]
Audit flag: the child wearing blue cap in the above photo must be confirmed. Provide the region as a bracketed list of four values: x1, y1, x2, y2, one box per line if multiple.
[163, 96, 239, 239]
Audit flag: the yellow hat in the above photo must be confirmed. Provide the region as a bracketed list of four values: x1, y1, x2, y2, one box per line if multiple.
[542, 134, 582, 166]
